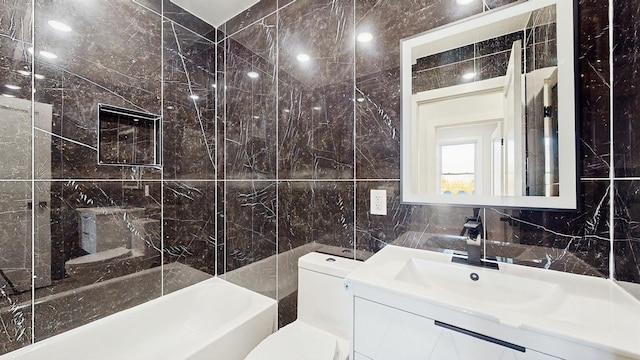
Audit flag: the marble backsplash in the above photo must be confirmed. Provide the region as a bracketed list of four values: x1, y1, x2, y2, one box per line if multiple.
[0, 0, 639, 356]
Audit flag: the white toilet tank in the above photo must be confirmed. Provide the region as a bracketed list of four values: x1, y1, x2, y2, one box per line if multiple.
[297, 252, 361, 340]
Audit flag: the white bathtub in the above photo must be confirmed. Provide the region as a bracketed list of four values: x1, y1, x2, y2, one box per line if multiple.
[0, 277, 277, 360]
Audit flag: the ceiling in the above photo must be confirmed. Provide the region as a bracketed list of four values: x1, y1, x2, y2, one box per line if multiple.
[170, 0, 260, 28]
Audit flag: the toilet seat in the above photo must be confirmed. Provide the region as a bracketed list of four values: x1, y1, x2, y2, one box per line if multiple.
[245, 321, 340, 360]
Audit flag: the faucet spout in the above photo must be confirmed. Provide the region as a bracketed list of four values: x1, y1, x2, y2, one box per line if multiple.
[456, 209, 496, 268]
[466, 234, 482, 266]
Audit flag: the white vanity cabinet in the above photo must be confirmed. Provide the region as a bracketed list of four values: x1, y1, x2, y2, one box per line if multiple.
[346, 246, 640, 360]
[353, 297, 559, 360]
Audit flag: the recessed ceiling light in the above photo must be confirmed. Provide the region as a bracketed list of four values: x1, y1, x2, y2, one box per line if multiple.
[356, 97, 365, 103]
[48, 20, 72, 32]
[247, 71, 259, 79]
[456, 0, 475, 4]
[5, 84, 21, 90]
[2, 94, 16, 98]
[296, 53, 310, 62]
[16, 70, 45, 80]
[39, 50, 58, 59]
[357, 32, 373, 43]
[462, 72, 476, 79]
[189, 94, 200, 100]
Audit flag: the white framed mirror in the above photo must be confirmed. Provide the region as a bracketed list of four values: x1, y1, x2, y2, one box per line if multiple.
[401, 0, 578, 209]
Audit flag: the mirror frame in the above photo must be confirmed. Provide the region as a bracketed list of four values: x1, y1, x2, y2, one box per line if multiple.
[400, 0, 578, 209]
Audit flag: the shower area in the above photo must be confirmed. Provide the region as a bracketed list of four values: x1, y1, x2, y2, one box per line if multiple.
[0, 0, 224, 355]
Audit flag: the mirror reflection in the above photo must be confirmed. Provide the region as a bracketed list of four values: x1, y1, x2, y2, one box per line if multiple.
[401, 0, 577, 209]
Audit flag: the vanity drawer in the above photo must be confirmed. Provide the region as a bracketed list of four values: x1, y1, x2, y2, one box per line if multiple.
[353, 297, 561, 360]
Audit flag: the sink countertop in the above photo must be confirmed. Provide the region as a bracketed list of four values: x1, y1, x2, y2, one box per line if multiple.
[347, 245, 640, 358]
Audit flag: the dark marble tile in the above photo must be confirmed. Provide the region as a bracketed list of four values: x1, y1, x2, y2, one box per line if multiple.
[0, 86, 32, 181]
[133, 0, 161, 14]
[278, 0, 354, 90]
[0, 182, 33, 296]
[355, 181, 410, 253]
[34, 0, 162, 88]
[225, 15, 278, 180]
[225, 181, 277, 272]
[355, 69, 401, 179]
[0, 35, 32, 100]
[224, 0, 277, 36]
[216, 182, 225, 276]
[0, 298, 31, 355]
[614, 180, 640, 283]
[163, 20, 216, 179]
[579, 0, 611, 178]
[36, 72, 162, 180]
[281, 181, 354, 248]
[278, 181, 314, 251]
[48, 181, 161, 281]
[216, 40, 226, 180]
[0, 0, 31, 43]
[314, 181, 355, 247]
[485, 181, 611, 277]
[355, 0, 486, 80]
[278, 79, 355, 179]
[612, 0, 640, 177]
[163, 181, 217, 275]
[161, 0, 216, 40]
[278, 290, 297, 328]
[32, 0, 163, 180]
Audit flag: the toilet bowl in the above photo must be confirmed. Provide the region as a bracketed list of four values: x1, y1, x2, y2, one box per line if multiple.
[245, 252, 361, 360]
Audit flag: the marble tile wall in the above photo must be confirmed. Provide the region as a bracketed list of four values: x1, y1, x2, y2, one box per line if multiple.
[219, 0, 639, 327]
[0, 0, 638, 355]
[0, 0, 218, 355]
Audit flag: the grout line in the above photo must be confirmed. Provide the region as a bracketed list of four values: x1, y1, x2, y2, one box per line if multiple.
[214, 26, 219, 277]
[608, 0, 616, 281]
[160, 0, 165, 297]
[132, 0, 217, 46]
[30, 0, 35, 344]
[223, 34, 228, 280]
[219, 0, 298, 42]
[274, 4, 280, 304]
[352, 0, 357, 260]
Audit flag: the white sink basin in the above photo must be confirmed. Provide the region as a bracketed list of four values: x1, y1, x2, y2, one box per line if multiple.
[395, 258, 561, 306]
[346, 245, 640, 358]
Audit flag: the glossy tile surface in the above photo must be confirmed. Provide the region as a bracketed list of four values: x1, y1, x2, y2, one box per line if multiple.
[2, 0, 639, 355]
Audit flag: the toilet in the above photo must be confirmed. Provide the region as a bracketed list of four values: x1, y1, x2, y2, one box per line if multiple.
[245, 252, 361, 360]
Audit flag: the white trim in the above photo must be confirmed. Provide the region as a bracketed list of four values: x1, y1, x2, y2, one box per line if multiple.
[401, 0, 578, 209]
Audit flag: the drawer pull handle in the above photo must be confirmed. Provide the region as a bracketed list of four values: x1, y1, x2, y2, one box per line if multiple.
[434, 320, 526, 353]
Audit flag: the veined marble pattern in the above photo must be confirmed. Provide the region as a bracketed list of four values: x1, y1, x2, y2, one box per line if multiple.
[224, 15, 278, 180]
[163, 20, 217, 179]
[1, 0, 639, 356]
[0, 0, 220, 355]
[163, 181, 217, 275]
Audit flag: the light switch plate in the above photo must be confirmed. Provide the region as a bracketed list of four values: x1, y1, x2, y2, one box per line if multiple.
[370, 189, 387, 216]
